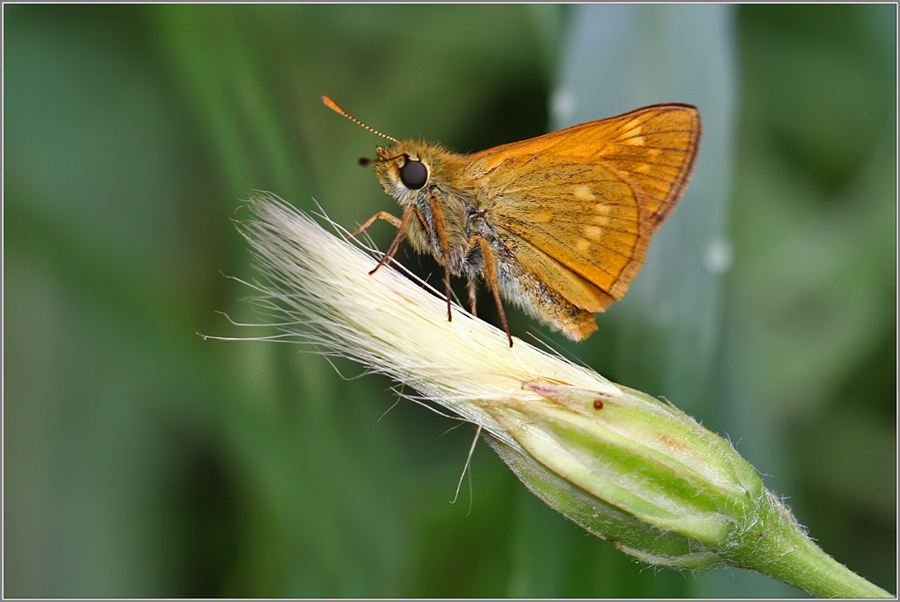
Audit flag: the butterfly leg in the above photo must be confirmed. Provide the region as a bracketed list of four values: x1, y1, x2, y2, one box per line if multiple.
[368, 205, 422, 275]
[428, 192, 454, 322]
[477, 237, 513, 347]
[466, 278, 478, 316]
[350, 211, 402, 237]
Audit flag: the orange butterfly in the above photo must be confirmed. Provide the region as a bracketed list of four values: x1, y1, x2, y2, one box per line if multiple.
[324, 97, 701, 346]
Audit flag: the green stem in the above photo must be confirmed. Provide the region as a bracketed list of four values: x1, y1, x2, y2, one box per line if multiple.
[725, 490, 892, 598]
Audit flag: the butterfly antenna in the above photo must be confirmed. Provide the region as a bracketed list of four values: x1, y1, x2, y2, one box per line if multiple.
[322, 96, 400, 144]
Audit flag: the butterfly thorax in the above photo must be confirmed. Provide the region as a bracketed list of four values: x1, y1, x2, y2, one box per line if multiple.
[373, 139, 480, 274]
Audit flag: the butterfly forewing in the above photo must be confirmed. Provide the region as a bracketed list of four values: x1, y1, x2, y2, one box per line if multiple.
[469, 104, 700, 226]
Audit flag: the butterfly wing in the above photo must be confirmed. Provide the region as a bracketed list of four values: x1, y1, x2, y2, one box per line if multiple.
[464, 104, 700, 322]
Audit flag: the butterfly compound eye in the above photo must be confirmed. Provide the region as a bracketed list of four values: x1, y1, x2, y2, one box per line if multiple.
[399, 160, 428, 190]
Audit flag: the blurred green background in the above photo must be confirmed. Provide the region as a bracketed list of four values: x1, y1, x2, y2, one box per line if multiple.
[5, 4, 895, 597]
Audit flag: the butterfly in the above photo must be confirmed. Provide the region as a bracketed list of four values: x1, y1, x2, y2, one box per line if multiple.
[324, 96, 701, 346]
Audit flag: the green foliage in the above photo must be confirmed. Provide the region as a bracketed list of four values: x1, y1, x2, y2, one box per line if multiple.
[4, 4, 894, 597]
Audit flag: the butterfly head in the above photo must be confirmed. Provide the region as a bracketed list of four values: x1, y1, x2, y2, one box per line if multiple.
[360, 140, 434, 205]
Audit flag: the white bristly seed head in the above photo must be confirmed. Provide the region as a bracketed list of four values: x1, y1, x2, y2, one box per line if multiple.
[232, 192, 621, 451]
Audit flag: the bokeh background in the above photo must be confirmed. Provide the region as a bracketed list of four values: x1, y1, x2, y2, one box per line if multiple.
[5, 4, 895, 597]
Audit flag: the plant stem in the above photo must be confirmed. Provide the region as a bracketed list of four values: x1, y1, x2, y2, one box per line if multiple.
[723, 490, 892, 598]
